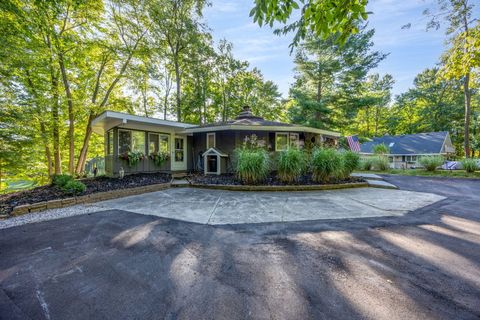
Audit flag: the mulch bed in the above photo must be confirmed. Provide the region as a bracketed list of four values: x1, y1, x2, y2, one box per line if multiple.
[189, 173, 364, 186]
[0, 173, 171, 216]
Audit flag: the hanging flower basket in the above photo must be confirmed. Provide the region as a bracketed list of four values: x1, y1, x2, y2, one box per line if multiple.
[119, 151, 145, 167]
[150, 151, 170, 167]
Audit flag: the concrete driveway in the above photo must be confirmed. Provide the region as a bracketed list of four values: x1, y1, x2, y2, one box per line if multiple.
[94, 187, 444, 224]
[1, 177, 479, 319]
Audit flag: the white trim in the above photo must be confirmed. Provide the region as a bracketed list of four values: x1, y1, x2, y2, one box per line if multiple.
[171, 135, 187, 171]
[185, 124, 340, 137]
[202, 147, 228, 157]
[206, 132, 216, 149]
[275, 132, 289, 151]
[289, 133, 300, 148]
[148, 132, 170, 154]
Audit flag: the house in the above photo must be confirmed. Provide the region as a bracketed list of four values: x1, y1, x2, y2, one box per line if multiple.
[91, 106, 340, 176]
[360, 131, 455, 169]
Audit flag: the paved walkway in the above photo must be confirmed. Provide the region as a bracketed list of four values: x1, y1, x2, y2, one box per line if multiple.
[94, 187, 444, 224]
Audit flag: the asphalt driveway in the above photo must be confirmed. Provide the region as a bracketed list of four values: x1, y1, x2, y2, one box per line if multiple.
[1, 176, 479, 319]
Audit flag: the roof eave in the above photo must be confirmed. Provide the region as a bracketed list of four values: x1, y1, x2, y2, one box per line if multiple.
[185, 124, 340, 137]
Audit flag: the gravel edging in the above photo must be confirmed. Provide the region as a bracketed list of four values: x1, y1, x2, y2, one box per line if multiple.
[0, 204, 106, 230]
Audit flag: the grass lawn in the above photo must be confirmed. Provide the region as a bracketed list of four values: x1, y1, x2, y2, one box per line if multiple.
[0, 179, 38, 194]
[355, 169, 480, 179]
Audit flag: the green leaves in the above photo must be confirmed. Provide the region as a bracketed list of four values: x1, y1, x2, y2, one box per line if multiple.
[250, 0, 369, 48]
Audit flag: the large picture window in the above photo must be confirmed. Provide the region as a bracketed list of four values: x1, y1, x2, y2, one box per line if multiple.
[148, 133, 169, 154]
[276, 132, 301, 151]
[118, 130, 145, 154]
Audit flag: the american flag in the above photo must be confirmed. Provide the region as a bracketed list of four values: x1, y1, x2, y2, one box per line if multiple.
[346, 135, 361, 152]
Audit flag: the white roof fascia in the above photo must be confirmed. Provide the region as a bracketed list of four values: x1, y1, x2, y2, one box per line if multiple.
[202, 147, 228, 157]
[185, 124, 340, 137]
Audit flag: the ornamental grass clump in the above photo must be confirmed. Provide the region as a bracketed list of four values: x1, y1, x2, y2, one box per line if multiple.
[461, 158, 478, 173]
[359, 157, 374, 171]
[234, 134, 270, 184]
[340, 151, 360, 179]
[372, 156, 389, 171]
[311, 148, 343, 183]
[419, 155, 444, 172]
[277, 148, 306, 183]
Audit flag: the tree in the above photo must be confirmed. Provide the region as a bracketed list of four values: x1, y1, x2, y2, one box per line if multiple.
[149, 0, 206, 122]
[287, 27, 387, 131]
[425, 0, 478, 156]
[250, 0, 369, 49]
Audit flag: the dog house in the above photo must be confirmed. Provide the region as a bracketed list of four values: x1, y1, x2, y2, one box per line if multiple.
[202, 148, 228, 175]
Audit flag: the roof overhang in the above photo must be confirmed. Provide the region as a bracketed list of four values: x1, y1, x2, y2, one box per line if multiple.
[185, 124, 340, 137]
[91, 111, 196, 135]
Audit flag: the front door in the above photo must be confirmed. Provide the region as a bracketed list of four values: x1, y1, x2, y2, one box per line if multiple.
[171, 136, 187, 171]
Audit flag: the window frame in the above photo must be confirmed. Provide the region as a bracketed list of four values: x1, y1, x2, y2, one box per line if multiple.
[275, 132, 289, 151]
[148, 132, 170, 154]
[206, 132, 216, 149]
[118, 129, 146, 155]
[289, 133, 300, 148]
[107, 130, 114, 155]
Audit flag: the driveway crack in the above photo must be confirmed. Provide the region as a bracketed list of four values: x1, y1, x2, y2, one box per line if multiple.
[206, 195, 221, 225]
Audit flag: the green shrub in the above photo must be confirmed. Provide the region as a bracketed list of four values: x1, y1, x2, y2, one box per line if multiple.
[61, 180, 86, 195]
[373, 143, 390, 155]
[418, 155, 444, 172]
[277, 148, 306, 183]
[150, 151, 170, 167]
[234, 148, 270, 184]
[461, 158, 478, 173]
[372, 156, 389, 171]
[311, 148, 343, 183]
[52, 174, 73, 188]
[359, 158, 374, 171]
[119, 151, 145, 167]
[341, 151, 360, 178]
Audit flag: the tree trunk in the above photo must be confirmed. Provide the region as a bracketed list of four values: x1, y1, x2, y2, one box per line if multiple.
[174, 57, 181, 122]
[75, 112, 95, 174]
[222, 86, 227, 121]
[464, 72, 471, 157]
[51, 74, 62, 175]
[58, 52, 75, 174]
[315, 78, 322, 122]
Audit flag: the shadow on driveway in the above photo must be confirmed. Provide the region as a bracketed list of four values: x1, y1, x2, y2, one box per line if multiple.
[1, 176, 479, 319]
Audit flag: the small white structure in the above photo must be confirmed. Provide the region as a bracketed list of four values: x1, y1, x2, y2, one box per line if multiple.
[202, 148, 228, 175]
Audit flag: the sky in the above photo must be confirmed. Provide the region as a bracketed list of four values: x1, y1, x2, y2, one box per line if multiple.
[203, 0, 452, 98]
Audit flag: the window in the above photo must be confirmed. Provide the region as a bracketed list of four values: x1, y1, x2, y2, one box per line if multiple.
[107, 130, 114, 155]
[149, 133, 169, 154]
[148, 133, 159, 154]
[119, 130, 132, 154]
[275, 132, 301, 151]
[207, 133, 216, 149]
[275, 133, 289, 151]
[289, 133, 300, 148]
[160, 135, 169, 152]
[118, 130, 145, 154]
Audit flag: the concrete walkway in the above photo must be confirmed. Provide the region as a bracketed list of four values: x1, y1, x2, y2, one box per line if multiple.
[94, 187, 445, 225]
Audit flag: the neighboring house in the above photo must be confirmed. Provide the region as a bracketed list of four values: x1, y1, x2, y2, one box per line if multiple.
[92, 106, 340, 176]
[360, 131, 455, 169]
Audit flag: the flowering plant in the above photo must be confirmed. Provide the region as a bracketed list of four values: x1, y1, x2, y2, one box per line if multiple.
[119, 151, 145, 167]
[150, 151, 170, 167]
